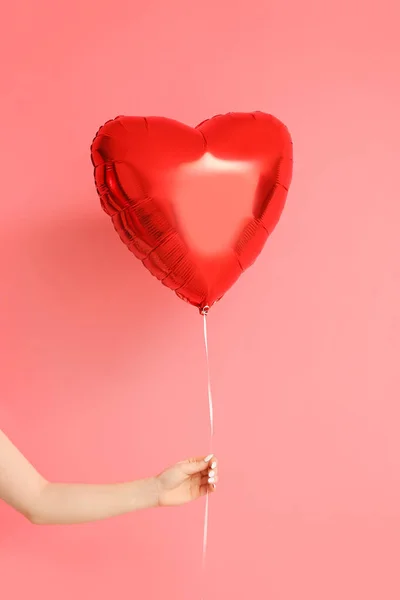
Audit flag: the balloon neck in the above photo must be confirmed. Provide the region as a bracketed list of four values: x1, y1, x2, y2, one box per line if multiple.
[200, 305, 210, 316]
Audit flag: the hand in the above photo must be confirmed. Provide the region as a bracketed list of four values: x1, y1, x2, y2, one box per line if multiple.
[156, 454, 219, 507]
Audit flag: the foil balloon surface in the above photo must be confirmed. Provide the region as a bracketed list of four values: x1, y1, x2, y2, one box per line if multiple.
[91, 112, 293, 312]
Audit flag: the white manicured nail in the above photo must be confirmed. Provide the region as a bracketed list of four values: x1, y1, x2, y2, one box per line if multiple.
[211, 461, 217, 469]
[205, 454, 214, 463]
[208, 470, 215, 478]
[208, 477, 215, 484]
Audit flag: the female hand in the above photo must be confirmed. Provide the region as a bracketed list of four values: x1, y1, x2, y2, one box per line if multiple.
[156, 454, 218, 507]
[0, 429, 218, 523]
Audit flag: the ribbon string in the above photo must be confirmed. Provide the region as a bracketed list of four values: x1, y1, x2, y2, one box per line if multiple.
[201, 307, 214, 594]
[203, 310, 214, 441]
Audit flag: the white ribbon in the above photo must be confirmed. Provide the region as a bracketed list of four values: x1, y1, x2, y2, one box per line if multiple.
[201, 307, 214, 596]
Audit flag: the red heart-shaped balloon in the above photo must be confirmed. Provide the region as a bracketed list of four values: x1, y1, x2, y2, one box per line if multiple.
[91, 112, 293, 312]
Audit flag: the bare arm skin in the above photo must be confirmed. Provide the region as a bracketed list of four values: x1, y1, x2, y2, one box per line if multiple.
[0, 429, 218, 525]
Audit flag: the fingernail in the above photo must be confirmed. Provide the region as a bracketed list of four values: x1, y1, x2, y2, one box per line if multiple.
[205, 454, 214, 463]
[208, 470, 215, 478]
[211, 461, 217, 469]
[208, 477, 215, 484]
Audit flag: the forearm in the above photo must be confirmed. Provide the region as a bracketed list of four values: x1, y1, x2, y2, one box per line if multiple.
[28, 477, 159, 525]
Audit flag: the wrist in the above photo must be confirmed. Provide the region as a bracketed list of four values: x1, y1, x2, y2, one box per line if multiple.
[126, 477, 160, 512]
[146, 476, 161, 509]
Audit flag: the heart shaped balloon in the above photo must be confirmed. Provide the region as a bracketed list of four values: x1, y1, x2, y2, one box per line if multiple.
[91, 112, 293, 312]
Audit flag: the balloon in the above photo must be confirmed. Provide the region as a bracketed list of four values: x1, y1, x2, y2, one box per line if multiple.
[91, 112, 293, 313]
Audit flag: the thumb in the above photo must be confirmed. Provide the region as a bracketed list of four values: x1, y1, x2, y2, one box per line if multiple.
[180, 454, 214, 475]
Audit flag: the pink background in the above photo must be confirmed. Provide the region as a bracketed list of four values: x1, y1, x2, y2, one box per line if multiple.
[1, 1, 400, 599]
